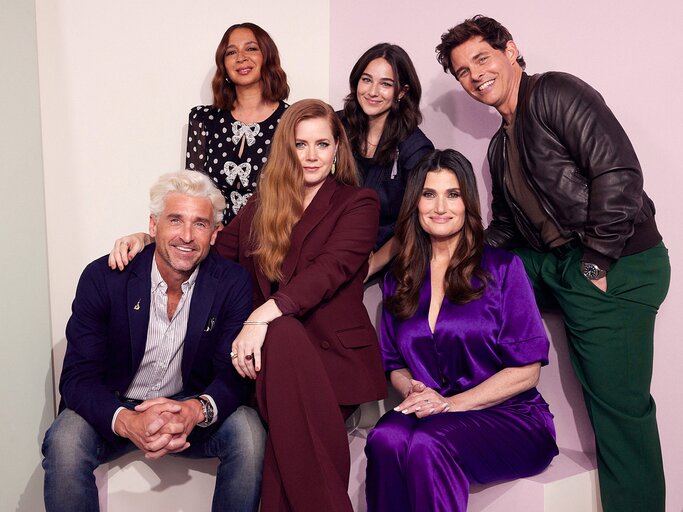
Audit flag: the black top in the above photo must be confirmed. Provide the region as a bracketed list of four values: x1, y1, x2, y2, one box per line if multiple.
[355, 128, 433, 250]
[185, 101, 289, 223]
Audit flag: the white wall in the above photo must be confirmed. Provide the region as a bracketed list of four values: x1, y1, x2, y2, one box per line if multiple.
[330, 2, 683, 510]
[35, 0, 331, 399]
[0, 1, 53, 510]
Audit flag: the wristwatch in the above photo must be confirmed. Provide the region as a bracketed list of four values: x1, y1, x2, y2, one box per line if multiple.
[580, 261, 607, 281]
[195, 396, 214, 427]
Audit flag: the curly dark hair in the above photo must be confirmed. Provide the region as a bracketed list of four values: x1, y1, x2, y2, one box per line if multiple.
[211, 22, 289, 110]
[342, 43, 423, 166]
[386, 149, 489, 319]
[436, 15, 526, 77]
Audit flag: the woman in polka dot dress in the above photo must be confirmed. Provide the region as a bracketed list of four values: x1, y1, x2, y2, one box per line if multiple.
[186, 22, 289, 223]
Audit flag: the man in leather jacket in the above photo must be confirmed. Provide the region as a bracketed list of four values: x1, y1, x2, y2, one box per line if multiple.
[436, 15, 670, 512]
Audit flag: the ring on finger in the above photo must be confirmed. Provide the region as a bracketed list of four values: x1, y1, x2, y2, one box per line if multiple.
[245, 354, 253, 361]
[230, 351, 237, 359]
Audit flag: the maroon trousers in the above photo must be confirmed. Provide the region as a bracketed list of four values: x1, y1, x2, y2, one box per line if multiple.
[256, 317, 355, 512]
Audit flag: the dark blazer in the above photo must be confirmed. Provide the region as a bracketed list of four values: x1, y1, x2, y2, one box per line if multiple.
[214, 176, 387, 405]
[59, 244, 252, 443]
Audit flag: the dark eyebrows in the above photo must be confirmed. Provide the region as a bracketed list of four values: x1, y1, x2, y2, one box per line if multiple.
[361, 72, 394, 83]
[226, 40, 259, 49]
[421, 187, 461, 193]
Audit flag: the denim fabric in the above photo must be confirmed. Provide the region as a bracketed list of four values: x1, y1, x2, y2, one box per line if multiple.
[42, 405, 265, 512]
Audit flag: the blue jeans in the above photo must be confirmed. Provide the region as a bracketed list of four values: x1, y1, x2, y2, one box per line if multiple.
[42, 405, 265, 512]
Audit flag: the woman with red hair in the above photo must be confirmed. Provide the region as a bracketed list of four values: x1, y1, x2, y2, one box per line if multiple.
[110, 100, 387, 512]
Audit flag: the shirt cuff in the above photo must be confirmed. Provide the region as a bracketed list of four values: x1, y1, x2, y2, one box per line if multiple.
[111, 406, 126, 435]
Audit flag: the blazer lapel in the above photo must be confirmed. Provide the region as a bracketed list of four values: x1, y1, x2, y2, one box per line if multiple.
[127, 247, 154, 370]
[181, 253, 218, 379]
[279, 176, 338, 285]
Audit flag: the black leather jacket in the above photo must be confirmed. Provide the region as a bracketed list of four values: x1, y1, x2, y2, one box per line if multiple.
[486, 72, 660, 269]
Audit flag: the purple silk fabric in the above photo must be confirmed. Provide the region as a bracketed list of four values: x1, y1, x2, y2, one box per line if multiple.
[366, 247, 558, 512]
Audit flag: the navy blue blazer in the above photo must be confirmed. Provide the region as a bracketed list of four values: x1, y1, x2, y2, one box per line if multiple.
[59, 244, 252, 443]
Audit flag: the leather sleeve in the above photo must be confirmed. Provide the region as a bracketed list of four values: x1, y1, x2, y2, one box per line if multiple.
[531, 72, 644, 264]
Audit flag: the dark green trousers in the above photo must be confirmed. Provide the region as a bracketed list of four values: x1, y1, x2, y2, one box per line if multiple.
[514, 242, 670, 512]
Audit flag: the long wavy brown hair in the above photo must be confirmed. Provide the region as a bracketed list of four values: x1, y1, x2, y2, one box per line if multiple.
[211, 22, 289, 110]
[386, 149, 489, 319]
[250, 99, 358, 281]
[342, 43, 423, 165]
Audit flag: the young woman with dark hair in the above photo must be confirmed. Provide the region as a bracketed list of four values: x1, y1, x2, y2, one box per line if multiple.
[365, 149, 558, 512]
[186, 22, 289, 223]
[341, 43, 434, 278]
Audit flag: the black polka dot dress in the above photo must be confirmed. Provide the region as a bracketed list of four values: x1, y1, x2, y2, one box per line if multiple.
[185, 101, 288, 223]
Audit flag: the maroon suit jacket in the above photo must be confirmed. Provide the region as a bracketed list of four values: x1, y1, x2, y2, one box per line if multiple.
[214, 176, 387, 405]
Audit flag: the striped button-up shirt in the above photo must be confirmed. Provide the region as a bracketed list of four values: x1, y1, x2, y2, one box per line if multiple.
[111, 256, 217, 432]
[125, 257, 198, 399]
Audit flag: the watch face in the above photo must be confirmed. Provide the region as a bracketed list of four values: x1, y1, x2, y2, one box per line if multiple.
[584, 264, 598, 280]
[582, 262, 604, 280]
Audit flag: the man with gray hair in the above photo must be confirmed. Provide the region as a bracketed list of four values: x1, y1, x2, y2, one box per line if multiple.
[41, 171, 264, 512]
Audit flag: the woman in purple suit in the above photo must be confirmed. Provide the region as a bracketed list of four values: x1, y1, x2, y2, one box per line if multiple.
[365, 149, 558, 512]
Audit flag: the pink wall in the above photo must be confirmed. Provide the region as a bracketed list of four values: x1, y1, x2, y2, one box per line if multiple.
[330, 2, 683, 510]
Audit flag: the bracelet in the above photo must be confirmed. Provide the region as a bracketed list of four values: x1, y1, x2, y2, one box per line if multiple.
[243, 320, 269, 326]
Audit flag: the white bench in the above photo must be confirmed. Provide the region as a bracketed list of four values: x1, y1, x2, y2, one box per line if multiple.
[96, 285, 601, 511]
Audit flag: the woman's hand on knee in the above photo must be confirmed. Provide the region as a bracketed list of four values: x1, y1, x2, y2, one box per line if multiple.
[231, 300, 283, 379]
[231, 324, 267, 379]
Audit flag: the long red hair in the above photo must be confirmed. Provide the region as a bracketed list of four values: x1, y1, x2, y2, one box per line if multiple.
[250, 99, 358, 281]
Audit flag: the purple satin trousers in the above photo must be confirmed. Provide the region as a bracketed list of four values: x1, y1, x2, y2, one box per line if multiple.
[365, 403, 558, 512]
